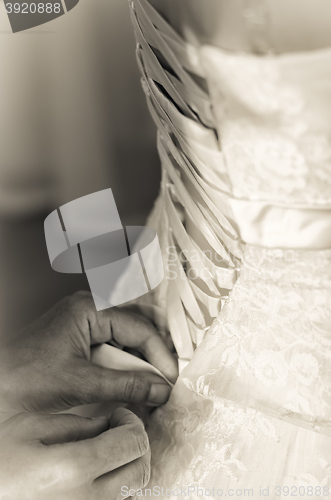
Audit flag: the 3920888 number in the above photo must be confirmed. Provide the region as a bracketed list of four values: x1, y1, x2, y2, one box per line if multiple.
[275, 485, 330, 496]
[5, 3, 61, 14]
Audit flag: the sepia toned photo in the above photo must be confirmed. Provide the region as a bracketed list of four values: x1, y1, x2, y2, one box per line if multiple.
[0, 1, 331, 498]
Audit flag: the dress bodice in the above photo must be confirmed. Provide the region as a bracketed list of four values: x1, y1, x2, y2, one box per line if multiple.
[201, 46, 331, 249]
[202, 46, 331, 206]
[127, 3, 331, 489]
[129, 0, 331, 370]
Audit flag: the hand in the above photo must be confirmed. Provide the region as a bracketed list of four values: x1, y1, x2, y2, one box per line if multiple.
[0, 291, 178, 413]
[0, 408, 151, 500]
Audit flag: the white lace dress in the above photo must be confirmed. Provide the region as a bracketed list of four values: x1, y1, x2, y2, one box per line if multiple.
[127, 0, 331, 495]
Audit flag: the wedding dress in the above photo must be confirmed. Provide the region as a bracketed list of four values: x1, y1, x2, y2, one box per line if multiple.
[124, 0, 331, 495]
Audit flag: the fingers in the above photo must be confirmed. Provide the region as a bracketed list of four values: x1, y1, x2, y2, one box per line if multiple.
[66, 291, 112, 346]
[68, 292, 178, 382]
[67, 360, 171, 406]
[34, 414, 109, 445]
[2, 410, 150, 499]
[92, 448, 151, 500]
[109, 407, 143, 428]
[8, 413, 109, 445]
[101, 307, 178, 383]
[111, 308, 178, 383]
[60, 408, 150, 481]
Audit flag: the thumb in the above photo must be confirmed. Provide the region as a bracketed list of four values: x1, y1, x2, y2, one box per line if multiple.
[66, 360, 172, 407]
[14, 413, 110, 445]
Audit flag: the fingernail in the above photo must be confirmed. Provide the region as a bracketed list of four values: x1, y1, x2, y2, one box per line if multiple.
[148, 384, 171, 405]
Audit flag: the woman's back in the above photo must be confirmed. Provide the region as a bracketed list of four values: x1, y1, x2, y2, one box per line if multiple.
[127, 0, 331, 491]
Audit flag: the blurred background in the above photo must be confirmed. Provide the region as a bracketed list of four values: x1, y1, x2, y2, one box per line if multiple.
[0, 0, 160, 336]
